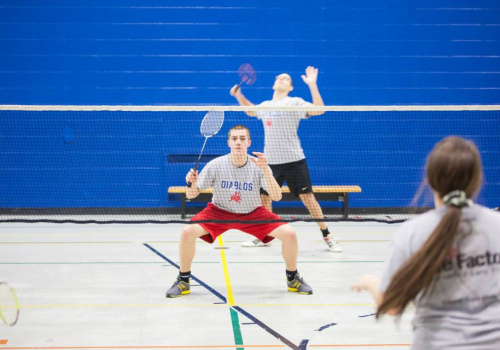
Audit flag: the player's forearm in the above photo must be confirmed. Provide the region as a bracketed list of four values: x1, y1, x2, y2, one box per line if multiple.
[186, 187, 200, 199]
[367, 285, 384, 308]
[371, 289, 399, 316]
[263, 171, 282, 201]
[308, 84, 325, 115]
[234, 93, 256, 117]
[235, 93, 254, 106]
[363, 280, 399, 315]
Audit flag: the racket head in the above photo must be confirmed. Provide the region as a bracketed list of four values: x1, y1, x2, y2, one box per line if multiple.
[200, 111, 224, 137]
[0, 281, 20, 326]
[238, 63, 257, 86]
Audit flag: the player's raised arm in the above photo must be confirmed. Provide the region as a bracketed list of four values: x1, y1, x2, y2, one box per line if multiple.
[301, 66, 325, 116]
[230, 85, 257, 117]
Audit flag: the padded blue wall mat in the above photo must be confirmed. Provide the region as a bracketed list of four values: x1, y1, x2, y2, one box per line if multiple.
[1, 0, 499, 105]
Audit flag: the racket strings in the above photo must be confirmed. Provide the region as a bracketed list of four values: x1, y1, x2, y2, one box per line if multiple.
[238, 63, 257, 85]
[200, 111, 224, 137]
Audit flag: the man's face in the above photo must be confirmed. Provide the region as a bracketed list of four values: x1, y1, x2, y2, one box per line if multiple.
[273, 73, 293, 92]
[228, 129, 251, 154]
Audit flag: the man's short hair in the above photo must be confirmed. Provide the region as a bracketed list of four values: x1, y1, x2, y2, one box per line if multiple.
[228, 125, 251, 139]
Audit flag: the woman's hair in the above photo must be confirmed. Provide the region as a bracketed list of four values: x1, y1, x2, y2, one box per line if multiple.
[377, 136, 483, 318]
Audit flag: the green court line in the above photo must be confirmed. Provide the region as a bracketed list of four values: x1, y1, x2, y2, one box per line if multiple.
[230, 308, 244, 350]
[216, 236, 244, 349]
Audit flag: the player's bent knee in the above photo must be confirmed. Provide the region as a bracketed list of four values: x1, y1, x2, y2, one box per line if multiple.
[272, 225, 297, 243]
[181, 224, 203, 240]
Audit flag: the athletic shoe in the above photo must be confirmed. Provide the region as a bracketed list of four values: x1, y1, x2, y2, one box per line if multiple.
[324, 237, 343, 252]
[241, 238, 271, 247]
[287, 273, 313, 295]
[166, 276, 191, 298]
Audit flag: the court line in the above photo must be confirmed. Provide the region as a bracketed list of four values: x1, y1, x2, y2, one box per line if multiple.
[309, 345, 410, 348]
[0, 261, 385, 265]
[143, 243, 299, 350]
[217, 236, 236, 306]
[0, 242, 133, 244]
[0, 344, 412, 349]
[312, 240, 390, 243]
[144, 244, 226, 301]
[230, 308, 244, 350]
[217, 236, 243, 348]
[0, 346, 280, 349]
[232, 305, 299, 350]
[19, 302, 374, 309]
[0, 240, 391, 245]
[0, 262, 165, 265]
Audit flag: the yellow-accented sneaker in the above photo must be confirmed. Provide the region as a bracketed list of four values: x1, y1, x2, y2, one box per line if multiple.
[166, 276, 191, 298]
[287, 273, 313, 295]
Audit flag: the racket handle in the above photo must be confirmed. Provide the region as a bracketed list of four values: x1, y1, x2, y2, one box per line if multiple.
[234, 80, 244, 92]
[186, 165, 198, 188]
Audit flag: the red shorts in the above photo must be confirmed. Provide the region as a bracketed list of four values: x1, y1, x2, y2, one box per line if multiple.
[190, 203, 287, 244]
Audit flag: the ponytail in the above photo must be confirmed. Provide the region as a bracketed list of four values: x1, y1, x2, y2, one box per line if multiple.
[377, 205, 461, 318]
[377, 137, 482, 318]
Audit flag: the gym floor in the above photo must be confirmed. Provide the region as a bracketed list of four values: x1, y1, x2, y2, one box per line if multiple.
[0, 221, 413, 349]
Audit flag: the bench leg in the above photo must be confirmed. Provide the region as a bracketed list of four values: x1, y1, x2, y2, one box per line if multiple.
[181, 194, 186, 219]
[342, 193, 349, 219]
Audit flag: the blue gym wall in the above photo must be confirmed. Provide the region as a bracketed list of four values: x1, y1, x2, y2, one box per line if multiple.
[0, 1, 499, 210]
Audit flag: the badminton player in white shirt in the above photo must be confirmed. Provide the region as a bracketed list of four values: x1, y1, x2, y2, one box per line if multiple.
[230, 66, 342, 252]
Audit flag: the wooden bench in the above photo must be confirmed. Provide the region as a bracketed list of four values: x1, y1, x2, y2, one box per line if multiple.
[168, 185, 362, 219]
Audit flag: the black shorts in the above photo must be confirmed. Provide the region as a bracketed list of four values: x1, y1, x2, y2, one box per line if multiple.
[260, 159, 313, 197]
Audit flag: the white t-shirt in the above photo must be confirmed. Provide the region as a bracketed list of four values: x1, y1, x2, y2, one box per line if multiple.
[256, 96, 312, 165]
[195, 154, 270, 214]
[380, 204, 500, 349]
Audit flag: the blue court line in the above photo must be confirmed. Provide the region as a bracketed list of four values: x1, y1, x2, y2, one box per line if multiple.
[143, 243, 300, 350]
[315, 322, 337, 331]
[232, 306, 298, 350]
[144, 243, 226, 302]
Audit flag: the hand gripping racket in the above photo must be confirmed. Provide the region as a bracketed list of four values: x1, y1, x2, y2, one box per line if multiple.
[234, 63, 257, 92]
[187, 111, 225, 188]
[0, 281, 20, 326]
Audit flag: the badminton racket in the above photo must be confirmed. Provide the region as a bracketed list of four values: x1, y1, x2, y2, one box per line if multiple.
[234, 63, 257, 92]
[187, 111, 225, 188]
[0, 281, 20, 326]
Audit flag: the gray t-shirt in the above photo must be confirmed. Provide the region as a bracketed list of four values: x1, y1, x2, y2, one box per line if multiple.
[196, 154, 269, 214]
[380, 204, 500, 349]
[256, 96, 312, 165]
